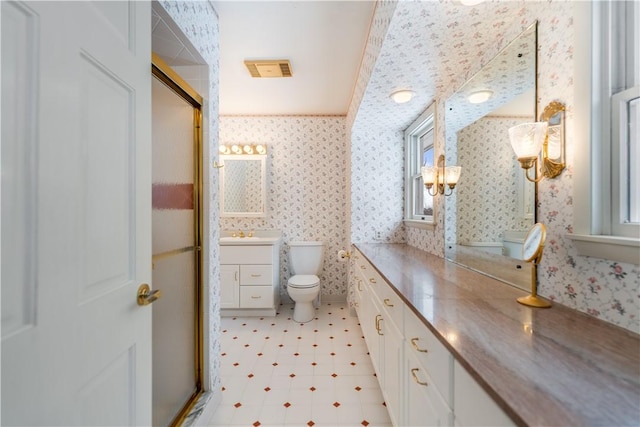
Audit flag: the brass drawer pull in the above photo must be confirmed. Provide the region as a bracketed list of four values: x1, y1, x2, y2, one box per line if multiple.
[375, 315, 384, 335]
[250, 295, 262, 299]
[411, 368, 428, 386]
[250, 274, 262, 277]
[369, 278, 376, 284]
[357, 280, 363, 291]
[411, 338, 428, 353]
[360, 265, 366, 270]
[384, 298, 394, 307]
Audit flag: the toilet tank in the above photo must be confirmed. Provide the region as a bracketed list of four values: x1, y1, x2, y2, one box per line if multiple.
[289, 241, 324, 275]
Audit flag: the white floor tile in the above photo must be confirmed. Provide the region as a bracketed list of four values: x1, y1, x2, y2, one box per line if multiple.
[210, 302, 392, 427]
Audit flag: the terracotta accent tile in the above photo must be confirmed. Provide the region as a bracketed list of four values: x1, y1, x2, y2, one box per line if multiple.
[283, 402, 291, 408]
[244, 344, 250, 347]
[222, 387, 226, 391]
[253, 422, 260, 427]
[221, 353, 227, 356]
[311, 362, 317, 366]
[257, 352, 263, 356]
[307, 422, 315, 427]
[309, 387, 316, 392]
[233, 363, 239, 367]
[234, 402, 242, 408]
[152, 183, 193, 210]
[362, 421, 369, 426]
[294, 353, 300, 356]
[330, 352, 336, 356]
[289, 374, 296, 378]
[248, 374, 254, 378]
[264, 387, 271, 392]
[272, 363, 278, 366]
[333, 402, 341, 407]
[351, 362, 356, 366]
[331, 373, 338, 378]
[355, 386, 362, 391]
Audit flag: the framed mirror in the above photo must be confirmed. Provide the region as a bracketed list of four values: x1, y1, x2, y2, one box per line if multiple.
[444, 22, 537, 290]
[219, 154, 267, 217]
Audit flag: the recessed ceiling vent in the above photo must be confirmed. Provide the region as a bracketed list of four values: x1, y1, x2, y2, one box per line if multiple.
[244, 59, 292, 78]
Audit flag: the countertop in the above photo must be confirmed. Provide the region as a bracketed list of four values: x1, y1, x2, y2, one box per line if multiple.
[355, 243, 640, 427]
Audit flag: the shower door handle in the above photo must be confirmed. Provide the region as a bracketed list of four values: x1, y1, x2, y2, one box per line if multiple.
[137, 284, 162, 306]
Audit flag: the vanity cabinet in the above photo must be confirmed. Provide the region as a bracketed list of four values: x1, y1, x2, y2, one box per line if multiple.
[354, 252, 403, 426]
[220, 243, 280, 315]
[352, 247, 513, 427]
[404, 308, 453, 426]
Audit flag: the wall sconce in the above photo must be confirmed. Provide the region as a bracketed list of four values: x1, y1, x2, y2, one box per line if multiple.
[421, 154, 462, 196]
[508, 101, 566, 183]
[219, 144, 267, 155]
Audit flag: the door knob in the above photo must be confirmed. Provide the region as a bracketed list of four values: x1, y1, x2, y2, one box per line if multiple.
[137, 284, 162, 306]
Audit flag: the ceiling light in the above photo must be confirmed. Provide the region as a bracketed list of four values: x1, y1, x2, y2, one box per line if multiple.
[467, 90, 493, 104]
[459, 0, 486, 5]
[390, 90, 415, 104]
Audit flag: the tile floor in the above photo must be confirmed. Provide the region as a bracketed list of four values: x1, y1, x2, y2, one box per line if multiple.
[208, 302, 392, 426]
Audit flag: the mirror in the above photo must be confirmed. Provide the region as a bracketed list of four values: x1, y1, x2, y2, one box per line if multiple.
[518, 222, 551, 308]
[444, 23, 537, 290]
[219, 154, 267, 217]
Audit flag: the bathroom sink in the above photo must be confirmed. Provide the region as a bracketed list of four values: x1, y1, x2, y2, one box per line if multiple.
[220, 230, 282, 245]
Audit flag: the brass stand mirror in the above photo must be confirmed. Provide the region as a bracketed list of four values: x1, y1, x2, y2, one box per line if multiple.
[518, 223, 552, 308]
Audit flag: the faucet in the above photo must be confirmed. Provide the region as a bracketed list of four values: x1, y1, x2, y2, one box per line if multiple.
[238, 230, 245, 238]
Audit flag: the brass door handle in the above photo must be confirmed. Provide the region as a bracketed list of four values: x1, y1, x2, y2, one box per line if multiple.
[411, 368, 428, 386]
[369, 277, 376, 284]
[383, 298, 394, 307]
[411, 337, 428, 353]
[137, 284, 162, 306]
[357, 280, 363, 291]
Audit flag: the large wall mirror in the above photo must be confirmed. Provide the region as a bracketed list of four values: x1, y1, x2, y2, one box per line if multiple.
[444, 22, 537, 290]
[219, 154, 267, 217]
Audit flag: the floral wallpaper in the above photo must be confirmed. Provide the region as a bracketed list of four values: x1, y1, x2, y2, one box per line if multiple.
[347, 0, 639, 333]
[159, 0, 222, 398]
[219, 117, 349, 301]
[455, 116, 534, 245]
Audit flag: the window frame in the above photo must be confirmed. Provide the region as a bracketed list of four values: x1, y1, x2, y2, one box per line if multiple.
[570, 0, 639, 264]
[404, 103, 436, 229]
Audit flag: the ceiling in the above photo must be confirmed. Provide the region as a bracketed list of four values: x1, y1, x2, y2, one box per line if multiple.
[211, 1, 376, 116]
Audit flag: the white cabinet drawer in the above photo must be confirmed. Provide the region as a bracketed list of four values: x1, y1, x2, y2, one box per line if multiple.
[405, 307, 453, 407]
[221, 245, 272, 264]
[406, 341, 453, 427]
[240, 265, 272, 285]
[240, 286, 273, 308]
[376, 279, 403, 330]
[454, 360, 514, 426]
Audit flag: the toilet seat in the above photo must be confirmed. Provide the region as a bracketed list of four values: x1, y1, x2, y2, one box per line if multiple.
[288, 274, 319, 289]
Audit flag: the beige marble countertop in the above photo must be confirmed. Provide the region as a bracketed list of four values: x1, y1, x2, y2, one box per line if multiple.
[355, 243, 640, 427]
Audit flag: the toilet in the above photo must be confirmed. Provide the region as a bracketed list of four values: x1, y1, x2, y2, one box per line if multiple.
[287, 241, 324, 323]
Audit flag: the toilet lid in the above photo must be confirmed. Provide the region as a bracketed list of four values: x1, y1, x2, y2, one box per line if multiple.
[288, 275, 319, 288]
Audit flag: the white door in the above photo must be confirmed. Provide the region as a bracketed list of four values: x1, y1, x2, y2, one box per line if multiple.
[1, 1, 152, 425]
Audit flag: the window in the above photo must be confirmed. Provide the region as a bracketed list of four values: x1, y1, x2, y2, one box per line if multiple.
[571, 0, 639, 263]
[405, 104, 436, 226]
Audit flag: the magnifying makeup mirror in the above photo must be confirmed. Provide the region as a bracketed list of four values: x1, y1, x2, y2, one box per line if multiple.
[517, 223, 552, 308]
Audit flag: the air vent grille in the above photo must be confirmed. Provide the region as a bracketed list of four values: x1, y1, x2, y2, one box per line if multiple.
[244, 60, 292, 78]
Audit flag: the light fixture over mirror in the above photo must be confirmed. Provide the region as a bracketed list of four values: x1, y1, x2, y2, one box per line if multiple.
[219, 144, 267, 155]
[508, 101, 566, 183]
[421, 154, 462, 196]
